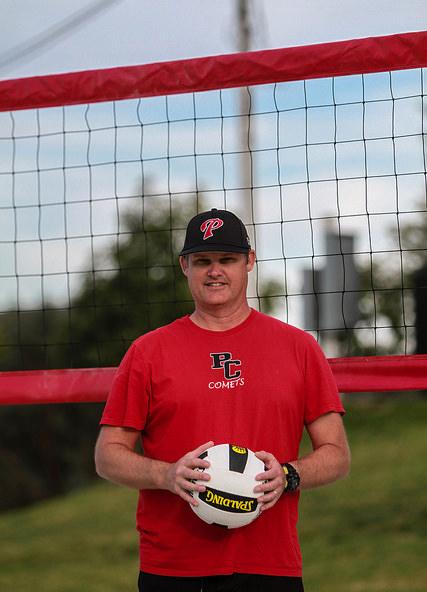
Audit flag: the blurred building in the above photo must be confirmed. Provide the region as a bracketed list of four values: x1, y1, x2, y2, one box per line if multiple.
[303, 231, 360, 356]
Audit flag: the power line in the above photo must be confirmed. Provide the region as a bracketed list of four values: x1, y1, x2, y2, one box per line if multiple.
[0, 0, 123, 75]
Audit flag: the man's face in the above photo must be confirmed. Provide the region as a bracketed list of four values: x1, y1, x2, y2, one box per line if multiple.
[179, 251, 255, 310]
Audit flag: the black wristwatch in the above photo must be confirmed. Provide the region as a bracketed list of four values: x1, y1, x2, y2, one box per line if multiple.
[282, 463, 300, 493]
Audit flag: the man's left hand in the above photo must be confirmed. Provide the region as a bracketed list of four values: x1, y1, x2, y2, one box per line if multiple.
[253, 450, 286, 512]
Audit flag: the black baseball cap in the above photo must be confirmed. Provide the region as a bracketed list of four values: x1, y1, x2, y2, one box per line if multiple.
[180, 208, 251, 256]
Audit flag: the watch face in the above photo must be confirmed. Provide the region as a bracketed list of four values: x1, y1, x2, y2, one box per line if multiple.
[283, 463, 300, 492]
[288, 475, 299, 491]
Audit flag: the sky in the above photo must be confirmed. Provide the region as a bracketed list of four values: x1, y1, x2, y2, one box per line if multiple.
[1, 1, 427, 338]
[1, 0, 427, 80]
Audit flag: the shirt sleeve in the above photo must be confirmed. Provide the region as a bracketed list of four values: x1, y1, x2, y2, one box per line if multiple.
[100, 341, 150, 431]
[303, 335, 345, 425]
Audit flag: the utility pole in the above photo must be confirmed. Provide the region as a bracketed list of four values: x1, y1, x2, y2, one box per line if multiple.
[236, 0, 254, 226]
[237, 0, 251, 53]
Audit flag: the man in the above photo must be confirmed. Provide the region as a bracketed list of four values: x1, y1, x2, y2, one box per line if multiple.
[95, 208, 350, 592]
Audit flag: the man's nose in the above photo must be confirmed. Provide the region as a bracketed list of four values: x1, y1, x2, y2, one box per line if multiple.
[207, 262, 222, 276]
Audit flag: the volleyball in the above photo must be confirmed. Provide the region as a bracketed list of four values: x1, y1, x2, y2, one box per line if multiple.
[190, 444, 264, 528]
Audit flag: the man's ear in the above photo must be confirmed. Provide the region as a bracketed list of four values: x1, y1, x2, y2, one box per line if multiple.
[179, 255, 189, 276]
[246, 250, 256, 272]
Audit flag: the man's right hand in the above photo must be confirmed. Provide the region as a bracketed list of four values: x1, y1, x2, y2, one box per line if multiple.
[165, 441, 214, 505]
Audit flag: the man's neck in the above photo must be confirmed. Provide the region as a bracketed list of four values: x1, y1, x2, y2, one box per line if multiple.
[189, 303, 252, 331]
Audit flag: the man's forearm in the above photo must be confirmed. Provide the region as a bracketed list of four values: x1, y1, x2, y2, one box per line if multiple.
[95, 441, 169, 491]
[291, 442, 350, 490]
[95, 429, 213, 505]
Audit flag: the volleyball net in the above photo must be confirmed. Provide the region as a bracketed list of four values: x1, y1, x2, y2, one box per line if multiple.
[1, 31, 427, 403]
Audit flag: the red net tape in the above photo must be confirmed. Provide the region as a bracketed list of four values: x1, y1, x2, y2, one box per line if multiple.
[1, 31, 427, 112]
[1, 355, 427, 405]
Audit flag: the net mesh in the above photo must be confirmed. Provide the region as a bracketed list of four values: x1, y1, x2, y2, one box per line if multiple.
[1, 36, 427, 379]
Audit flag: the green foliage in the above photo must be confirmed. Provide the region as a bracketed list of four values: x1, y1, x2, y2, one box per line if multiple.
[0, 198, 280, 511]
[345, 206, 427, 356]
[51, 205, 195, 368]
[346, 261, 409, 356]
[0, 201, 195, 510]
[0, 403, 103, 511]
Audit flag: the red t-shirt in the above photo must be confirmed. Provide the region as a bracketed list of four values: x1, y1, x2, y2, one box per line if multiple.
[101, 309, 344, 577]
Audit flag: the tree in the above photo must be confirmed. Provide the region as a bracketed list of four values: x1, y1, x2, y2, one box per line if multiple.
[0, 200, 192, 509]
[343, 203, 427, 357]
[0, 196, 280, 510]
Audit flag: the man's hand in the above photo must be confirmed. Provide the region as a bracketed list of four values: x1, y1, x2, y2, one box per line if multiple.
[254, 450, 286, 512]
[165, 441, 214, 505]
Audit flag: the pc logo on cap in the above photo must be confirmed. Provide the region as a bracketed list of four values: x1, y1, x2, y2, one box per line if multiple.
[180, 208, 251, 256]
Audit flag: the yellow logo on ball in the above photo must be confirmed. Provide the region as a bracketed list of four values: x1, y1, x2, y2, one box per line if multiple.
[200, 487, 257, 513]
[231, 445, 247, 454]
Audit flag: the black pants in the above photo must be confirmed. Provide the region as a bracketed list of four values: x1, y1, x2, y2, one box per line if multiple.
[139, 571, 304, 592]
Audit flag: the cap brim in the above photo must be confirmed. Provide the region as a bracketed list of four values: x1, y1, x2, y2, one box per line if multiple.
[180, 244, 251, 256]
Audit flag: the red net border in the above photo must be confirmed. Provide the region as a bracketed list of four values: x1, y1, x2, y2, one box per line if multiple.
[1, 355, 427, 405]
[1, 31, 427, 112]
[1, 31, 427, 402]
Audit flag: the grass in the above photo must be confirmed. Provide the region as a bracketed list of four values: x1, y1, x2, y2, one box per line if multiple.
[0, 395, 426, 591]
[300, 394, 427, 591]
